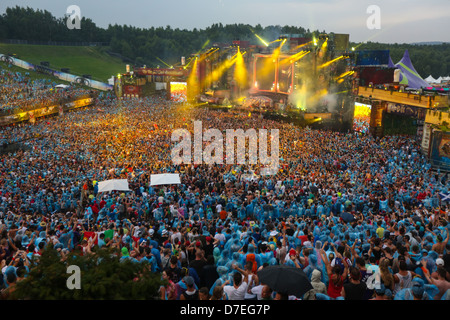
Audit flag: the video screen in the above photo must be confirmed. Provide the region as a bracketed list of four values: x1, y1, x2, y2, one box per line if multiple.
[353, 102, 371, 134]
[170, 82, 187, 102]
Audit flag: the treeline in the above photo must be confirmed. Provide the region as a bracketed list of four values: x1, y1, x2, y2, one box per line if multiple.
[0, 6, 313, 67]
[1, 6, 449, 77]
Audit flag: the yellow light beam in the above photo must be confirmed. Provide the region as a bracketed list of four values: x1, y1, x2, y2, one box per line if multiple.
[201, 39, 211, 50]
[234, 48, 248, 87]
[293, 41, 313, 50]
[280, 50, 310, 65]
[279, 38, 287, 51]
[187, 57, 200, 99]
[334, 70, 355, 80]
[184, 57, 195, 68]
[318, 55, 344, 69]
[202, 54, 238, 87]
[254, 33, 269, 47]
[156, 57, 172, 68]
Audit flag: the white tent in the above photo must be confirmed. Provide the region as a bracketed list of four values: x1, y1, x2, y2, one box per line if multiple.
[425, 75, 437, 84]
[97, 179, 130, 193]
[150, 173, 181, 186]
[55, 84, 70, 89]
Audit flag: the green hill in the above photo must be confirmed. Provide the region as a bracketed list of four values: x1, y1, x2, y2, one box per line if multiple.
[0, 43, 127, 83]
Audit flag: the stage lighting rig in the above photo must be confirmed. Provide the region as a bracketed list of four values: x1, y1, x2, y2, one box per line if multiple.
[343, 51, 355, 59]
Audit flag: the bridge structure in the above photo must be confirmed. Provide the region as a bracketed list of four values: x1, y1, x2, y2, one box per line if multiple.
[355, 85, 450, 137]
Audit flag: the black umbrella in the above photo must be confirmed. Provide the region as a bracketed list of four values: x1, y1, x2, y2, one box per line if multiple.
[340, 211, 355, 223]
[257, 265, 313, 298]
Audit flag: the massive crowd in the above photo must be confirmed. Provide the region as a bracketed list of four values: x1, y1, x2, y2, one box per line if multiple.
[0, 68, 92, 115]
[0, 70, 449, 301]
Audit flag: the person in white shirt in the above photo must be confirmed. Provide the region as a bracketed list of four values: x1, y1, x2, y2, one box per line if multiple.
[244, 261, 259, 300]
[250, 284, 263, 300]
[223, 264, 249, 300]
[171, 228, 181, 244]
[214, 228, 226, 243]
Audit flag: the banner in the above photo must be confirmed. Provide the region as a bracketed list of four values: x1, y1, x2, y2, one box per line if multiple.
[97, 179, 130, 193]
[150, 174, 181, 186]
[430, 130, 450, 169]
[386, 103, 427, 120]
[421, 123, 432, 153]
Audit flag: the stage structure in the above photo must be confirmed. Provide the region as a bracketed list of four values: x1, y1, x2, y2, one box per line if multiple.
[180, 32, 358, 130]
[114, 67, 189, 100]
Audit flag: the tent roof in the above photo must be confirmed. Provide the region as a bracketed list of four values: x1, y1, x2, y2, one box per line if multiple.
[395, 49, 429, 89]
[388, 56, 395, 68]
[425, 75, 437, 83]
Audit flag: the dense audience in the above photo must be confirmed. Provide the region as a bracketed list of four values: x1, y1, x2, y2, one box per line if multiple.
[0, 68, 92, 115]
[0, 69, 449, 301]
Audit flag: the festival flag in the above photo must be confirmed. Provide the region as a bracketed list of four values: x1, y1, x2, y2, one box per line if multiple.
[82, 231, 98, 244]
[439, 192, 450, 202]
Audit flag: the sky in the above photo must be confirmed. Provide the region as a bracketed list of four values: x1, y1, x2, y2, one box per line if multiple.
[1, 0, 450, 44]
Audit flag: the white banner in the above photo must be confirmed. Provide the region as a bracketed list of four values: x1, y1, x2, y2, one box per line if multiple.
[150, 173, 181, 186]
[97, 179, 130, 193]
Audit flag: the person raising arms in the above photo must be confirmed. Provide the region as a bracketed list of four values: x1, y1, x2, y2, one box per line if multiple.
[320, 242, 349, 299]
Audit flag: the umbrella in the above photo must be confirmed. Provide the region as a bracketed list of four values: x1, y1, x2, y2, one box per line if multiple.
[257, 265, 313, 297]
[340, 211, 355, 223]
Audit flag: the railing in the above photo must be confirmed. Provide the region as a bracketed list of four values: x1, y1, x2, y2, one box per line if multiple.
[0, 93, 95, 117]
[0, 94, 96, 126]
[430, 159, 450, 172]
[357, 86, 449, 109]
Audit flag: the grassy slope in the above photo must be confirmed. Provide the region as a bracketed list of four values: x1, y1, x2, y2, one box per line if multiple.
[0, 43, 127, 82]
[0, 62, 96, 90]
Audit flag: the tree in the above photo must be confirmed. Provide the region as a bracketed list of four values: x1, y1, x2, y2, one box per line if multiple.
[2, 5, 450, 77]
[10, 245, 164, 300]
